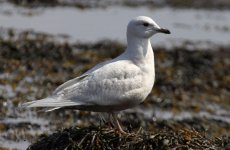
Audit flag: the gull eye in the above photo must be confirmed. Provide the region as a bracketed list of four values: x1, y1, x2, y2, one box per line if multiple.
[143, 22, 149, 27]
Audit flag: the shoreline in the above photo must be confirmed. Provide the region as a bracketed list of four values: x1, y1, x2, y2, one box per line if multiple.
[0, 29, 229, 149]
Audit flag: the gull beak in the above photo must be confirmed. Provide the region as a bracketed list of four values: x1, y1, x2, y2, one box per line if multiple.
[156, 28, 171, 34]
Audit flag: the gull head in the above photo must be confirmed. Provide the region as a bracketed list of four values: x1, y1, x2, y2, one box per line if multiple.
[127, 16, 170, 39]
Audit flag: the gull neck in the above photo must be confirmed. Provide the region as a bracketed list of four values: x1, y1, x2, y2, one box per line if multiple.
[125, 35, 153, 61]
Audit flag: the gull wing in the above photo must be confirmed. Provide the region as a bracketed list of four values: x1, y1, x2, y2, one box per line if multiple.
[59, 59, 144, 107]
[53, 74, 88, 95]
[53, 59, 111, 95]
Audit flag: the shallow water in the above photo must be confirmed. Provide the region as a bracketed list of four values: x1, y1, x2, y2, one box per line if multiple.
[130, 102, 230, 124]
[0, 3, 230, 49]
[0, 140, 30, 150]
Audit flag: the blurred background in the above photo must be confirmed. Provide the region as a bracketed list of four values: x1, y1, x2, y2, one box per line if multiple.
[0, 0, 229, 149]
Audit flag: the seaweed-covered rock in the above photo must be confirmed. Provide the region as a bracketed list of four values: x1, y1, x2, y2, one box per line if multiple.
[27, 126, 230, 150]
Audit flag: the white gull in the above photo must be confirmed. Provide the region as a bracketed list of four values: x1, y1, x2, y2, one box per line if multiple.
[22, 16, 170, 134]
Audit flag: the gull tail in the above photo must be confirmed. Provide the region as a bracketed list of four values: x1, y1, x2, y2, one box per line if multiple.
[21, 96, 80, 109]
[21, 97, 59, 108]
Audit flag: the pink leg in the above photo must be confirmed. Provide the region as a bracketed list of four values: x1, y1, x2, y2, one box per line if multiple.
[111, 113, 127, 134]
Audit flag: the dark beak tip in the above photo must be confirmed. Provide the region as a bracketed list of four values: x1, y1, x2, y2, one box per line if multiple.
[163, 29, 171, 34]
[158, 28, 171, 34]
